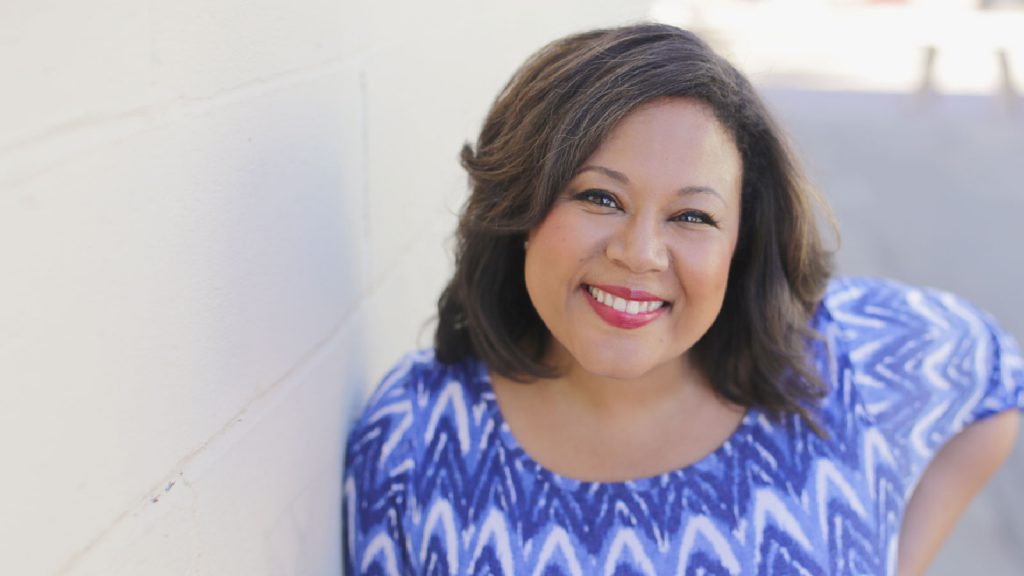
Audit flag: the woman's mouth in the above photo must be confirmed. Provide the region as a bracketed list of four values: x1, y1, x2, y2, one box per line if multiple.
[583, 284, 670, 329]
[587, 285, 666, 314]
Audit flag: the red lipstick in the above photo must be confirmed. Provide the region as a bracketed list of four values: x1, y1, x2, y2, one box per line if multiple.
[583, 284, 668, 329]
[589, 284, 664, 302]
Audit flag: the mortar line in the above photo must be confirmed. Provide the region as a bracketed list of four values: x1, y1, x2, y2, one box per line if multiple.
[1, 52, 377, 189]
[55, 297, 366, 574]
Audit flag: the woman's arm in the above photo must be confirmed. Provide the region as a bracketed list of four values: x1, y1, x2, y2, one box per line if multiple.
[896, 409, 1021, 576]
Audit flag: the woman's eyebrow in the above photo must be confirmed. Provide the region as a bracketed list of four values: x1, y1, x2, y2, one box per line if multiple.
[576, 164, 629, 183]
[678, 185, 725, 204]
[576, 164, 725, 203]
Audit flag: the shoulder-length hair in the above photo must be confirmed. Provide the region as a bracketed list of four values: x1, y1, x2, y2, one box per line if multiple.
[434, 23, 835, 424]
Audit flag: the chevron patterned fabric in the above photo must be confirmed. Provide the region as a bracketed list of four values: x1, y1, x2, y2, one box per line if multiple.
[343, 277, 1024, 575]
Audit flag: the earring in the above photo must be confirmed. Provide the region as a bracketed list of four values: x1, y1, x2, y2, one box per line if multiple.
[523, 239, 529, 251]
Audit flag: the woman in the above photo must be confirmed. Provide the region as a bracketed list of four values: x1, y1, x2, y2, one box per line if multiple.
[343, 24, 1023, 575]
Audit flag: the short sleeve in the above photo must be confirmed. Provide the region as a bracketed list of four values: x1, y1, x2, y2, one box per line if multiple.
[824, 277, 1024, 481]
[343, 354, 422, 576]
[970, 311, 1024, 422]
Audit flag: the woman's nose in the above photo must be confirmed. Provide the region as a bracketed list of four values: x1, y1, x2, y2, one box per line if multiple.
[605, 216, 669, 273]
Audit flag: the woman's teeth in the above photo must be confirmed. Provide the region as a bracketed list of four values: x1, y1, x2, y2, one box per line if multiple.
[587, 286, 665, 315]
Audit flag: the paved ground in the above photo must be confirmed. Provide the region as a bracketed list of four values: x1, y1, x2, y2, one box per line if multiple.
[763, 88, 1024, 575]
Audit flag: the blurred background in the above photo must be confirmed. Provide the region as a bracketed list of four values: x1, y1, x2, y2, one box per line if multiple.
[1, 0, 1020, 574]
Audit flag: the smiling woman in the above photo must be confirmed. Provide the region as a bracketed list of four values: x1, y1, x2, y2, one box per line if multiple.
[523, 99, 740, 386]
[342, 23, 1024, 576]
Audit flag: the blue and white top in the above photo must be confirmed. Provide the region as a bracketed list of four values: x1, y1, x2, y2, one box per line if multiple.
[343, 277, 1024, 575]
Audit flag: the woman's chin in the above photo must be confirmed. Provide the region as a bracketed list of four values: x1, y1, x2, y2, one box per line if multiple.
[545, 337, 687, 383]
[571, 353, 668, 382]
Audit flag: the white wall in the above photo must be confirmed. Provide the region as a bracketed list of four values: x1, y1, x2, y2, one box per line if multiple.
[0, 1, 649, 574]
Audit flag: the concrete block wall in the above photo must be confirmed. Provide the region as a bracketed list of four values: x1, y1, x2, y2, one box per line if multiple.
[0, 1, 649, 574]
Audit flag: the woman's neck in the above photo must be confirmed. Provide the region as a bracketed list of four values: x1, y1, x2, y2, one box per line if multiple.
[490, 342, 746, 482]
[541, 338, 714, 422]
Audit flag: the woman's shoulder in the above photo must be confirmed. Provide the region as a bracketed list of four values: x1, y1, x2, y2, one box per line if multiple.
[345, 349, 490, 469]
[343, 350, 489, 573]
[817, 276, 1024, 470]
[351, 348, 484, 419]
[818, 275, 1021, 390]
[820, 276, 1001, 339]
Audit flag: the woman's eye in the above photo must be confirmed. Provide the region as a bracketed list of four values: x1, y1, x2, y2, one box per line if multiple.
[672, 211, 719, 227]
[574, 189, 621, 210]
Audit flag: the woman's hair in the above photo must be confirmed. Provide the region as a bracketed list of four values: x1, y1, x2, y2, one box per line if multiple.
[435, 23, 835, 423]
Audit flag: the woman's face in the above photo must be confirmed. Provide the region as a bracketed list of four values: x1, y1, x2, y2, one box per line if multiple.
[524, 98, 743, 381]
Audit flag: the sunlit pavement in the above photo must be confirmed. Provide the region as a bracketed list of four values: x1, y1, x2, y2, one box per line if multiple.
[654, 0, 1024, 96]
[648, 1, 1024, 573]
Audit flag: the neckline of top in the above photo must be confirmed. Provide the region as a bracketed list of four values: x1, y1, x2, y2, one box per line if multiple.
[469, 356, 762, 492]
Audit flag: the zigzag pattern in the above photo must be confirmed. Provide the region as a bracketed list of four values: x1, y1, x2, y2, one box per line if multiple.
[344, 277, 1024, 575]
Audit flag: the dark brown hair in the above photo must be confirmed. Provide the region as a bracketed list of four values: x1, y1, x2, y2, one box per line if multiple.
[434, 23, 835, 423]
